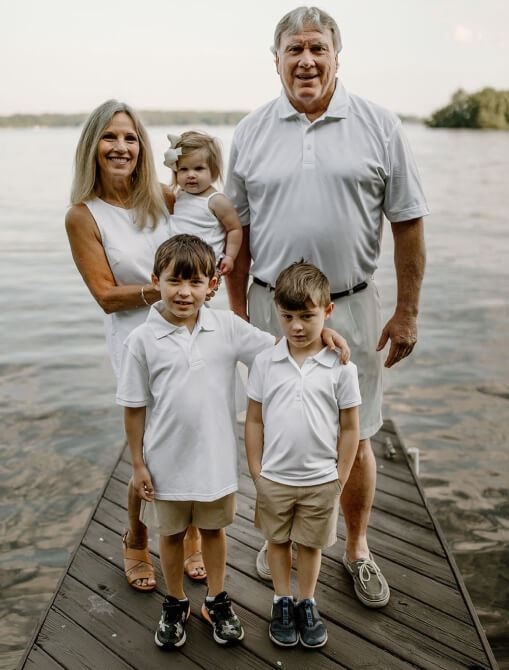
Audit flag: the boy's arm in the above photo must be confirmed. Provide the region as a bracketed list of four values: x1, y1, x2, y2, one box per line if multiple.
[124, 406, 154, 502]
[322, 327, 350, 364]
[337, 406, 360, 490]
[209, 194, 243, 275]
[245, 398, 264, 481]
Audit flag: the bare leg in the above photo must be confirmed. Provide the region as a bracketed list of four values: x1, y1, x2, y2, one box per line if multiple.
[200, 528, 226, 596]
[183, 525, 206, 580]
[341, 438, 376, 560]
[160, 531, 187, 599]
[296, 544, 321, 600]
[267, 540, 292, 596]
[124, 477, 156, 589]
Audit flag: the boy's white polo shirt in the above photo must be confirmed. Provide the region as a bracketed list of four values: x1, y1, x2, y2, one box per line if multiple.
[247, 338, 361, 487]
[116, 302, 274, 501]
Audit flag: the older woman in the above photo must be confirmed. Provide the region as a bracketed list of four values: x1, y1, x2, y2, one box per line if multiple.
[66, 99, 205, 590]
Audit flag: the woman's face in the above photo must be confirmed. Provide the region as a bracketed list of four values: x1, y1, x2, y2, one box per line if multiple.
[96, 112, 140, 181]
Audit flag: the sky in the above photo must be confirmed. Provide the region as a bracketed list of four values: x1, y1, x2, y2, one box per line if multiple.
[1, 0, 507, 117]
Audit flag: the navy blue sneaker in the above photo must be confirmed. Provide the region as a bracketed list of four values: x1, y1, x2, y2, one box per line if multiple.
[295, 599, 327, 648]
[154, 595, 190, 649]
[269, 597, 298, 647]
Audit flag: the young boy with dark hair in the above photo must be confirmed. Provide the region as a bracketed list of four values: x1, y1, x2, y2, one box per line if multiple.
[245, 261, 361, 649]
[116, 234, 276, 648]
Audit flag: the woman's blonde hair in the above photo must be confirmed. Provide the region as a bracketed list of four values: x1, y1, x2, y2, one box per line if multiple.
[70, 99, 166, 229]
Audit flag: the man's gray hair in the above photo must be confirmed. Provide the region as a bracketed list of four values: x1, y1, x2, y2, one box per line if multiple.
[271, 6, 342, 55]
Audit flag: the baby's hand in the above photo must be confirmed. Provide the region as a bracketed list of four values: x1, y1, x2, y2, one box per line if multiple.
[219, 255, 234, 276]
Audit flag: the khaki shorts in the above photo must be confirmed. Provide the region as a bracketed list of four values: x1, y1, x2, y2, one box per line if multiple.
[248, 278, 383, 440]
[254, 477, 341, 549]
[140, 493, 236, 536]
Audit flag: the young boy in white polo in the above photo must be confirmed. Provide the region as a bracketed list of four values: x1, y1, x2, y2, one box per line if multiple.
[245, 261, 361, 649]
[116, 234, 276, 649]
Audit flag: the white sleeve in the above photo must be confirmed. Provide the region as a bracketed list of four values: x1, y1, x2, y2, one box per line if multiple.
[116, 339, 150, 408]
[335, 361, 362, 409]
[232, 314, 275, 367]
[383, 121, 430, 223]
[246, 354, 265, 402]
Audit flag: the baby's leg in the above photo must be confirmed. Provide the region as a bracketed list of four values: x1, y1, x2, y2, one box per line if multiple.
[295, 543, 321, 600]
[160, 530, 187, 599]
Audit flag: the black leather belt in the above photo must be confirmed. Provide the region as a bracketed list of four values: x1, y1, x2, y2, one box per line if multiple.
[253, 276, 368, 300]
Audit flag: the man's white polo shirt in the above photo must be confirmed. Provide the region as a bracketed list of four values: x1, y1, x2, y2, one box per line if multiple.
[116, 302, 274, 501]
[226, 80, 430, 290]
[247, 339, 361, 487]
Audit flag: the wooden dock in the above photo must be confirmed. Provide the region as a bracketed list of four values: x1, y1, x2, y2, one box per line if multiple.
[18, 420, 498, 669]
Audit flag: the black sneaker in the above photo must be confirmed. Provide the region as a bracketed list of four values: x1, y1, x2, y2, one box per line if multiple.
[295, 599, 327, 648]
[154, 596, 190, 649]
[201, 591, 245, 645]
[269, 597, 298, 647]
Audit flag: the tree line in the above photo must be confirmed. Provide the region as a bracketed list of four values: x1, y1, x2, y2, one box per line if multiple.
[0, 110, 247, 128]
[426, 88, 509, 129]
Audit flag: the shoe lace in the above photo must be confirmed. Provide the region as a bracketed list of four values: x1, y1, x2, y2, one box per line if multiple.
[211, 599, 238, 632]
[280, 598, 291, 626]
[357, 559, 384, 593]
[301, 601, 315, 627]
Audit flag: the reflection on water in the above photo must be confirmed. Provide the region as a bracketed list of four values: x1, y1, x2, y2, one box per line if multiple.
[0, 124, 508, 669]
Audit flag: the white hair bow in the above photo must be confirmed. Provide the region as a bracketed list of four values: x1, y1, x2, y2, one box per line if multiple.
[163, 133, 182, 170]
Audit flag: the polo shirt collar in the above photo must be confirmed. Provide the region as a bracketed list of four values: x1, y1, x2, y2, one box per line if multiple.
[277, 79, 350, 121]
[147, 301, 216, 339]
[272, 338, 338, 367]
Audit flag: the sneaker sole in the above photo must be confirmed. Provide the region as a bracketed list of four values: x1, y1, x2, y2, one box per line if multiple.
[299, 630, 328, 649]
[154, 630, 187, 649]
[256, 542, 272, 580]
[269, 629, 299, 647]
[201, 604, 245, 645]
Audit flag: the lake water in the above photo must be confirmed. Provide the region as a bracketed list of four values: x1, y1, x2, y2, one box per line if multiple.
[0, 123, 507, 669]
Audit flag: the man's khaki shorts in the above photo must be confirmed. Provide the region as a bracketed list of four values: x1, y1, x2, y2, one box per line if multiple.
[248, 278, 383, 440]
[254, 477, 341, 549]
[141, 493, 236, 536]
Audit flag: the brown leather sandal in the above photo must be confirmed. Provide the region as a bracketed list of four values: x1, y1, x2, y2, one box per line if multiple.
[184, 550, 207, 582]
[122, 531, 156, 591]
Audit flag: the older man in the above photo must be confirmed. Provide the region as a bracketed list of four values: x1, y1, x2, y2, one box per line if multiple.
[226, 6, 428, 610]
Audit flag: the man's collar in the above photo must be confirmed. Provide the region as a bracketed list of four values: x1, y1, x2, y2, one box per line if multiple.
[147, 302, 216, 339]
[277, 79, 350, 121]
[272, 338, 338, 367]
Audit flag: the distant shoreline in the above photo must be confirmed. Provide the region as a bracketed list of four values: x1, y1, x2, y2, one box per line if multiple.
[0, 110, 424, 128]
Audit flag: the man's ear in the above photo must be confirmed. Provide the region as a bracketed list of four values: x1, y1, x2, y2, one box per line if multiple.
[151, 273, 159, 289]
[325, 302, 334, 319]
[275, 53, 280, 75]
[336, 54, 339, 72]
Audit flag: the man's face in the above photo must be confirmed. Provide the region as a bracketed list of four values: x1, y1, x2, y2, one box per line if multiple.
[275, 25, 338, 120]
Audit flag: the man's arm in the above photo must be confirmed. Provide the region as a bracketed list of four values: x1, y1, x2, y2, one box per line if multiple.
[377, 217, 426, 368]
[245, 398, 264, 481]
[225, 225, 251, 321]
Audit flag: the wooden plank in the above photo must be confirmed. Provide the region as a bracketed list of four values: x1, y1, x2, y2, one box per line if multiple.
[37, 609, 134, 670]
[19, 420, 498, 670]
[23, 646, 65, 669]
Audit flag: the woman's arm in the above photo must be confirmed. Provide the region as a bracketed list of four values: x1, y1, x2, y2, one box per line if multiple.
[65, 203, 160, 313]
